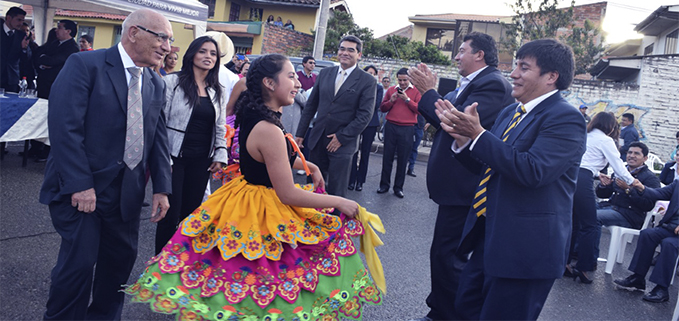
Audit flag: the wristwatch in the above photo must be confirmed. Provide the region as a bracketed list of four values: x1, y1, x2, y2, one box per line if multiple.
[625, 188, 631, 195]
[405, 98, 411, 103]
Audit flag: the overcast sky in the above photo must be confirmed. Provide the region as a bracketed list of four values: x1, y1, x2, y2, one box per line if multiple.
[348, 0, 669, 44]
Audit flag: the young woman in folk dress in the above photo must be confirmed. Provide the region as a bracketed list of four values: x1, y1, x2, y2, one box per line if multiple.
[126, 54, 385, 321]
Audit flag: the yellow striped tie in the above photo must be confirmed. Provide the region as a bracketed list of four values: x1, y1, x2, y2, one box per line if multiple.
[473, 104, 526, 217]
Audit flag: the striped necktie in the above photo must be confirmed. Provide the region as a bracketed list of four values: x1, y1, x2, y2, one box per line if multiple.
[473, 103, 526, 217]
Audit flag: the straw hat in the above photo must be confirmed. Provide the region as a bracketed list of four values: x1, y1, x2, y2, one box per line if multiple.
[204, 31, 235, 59]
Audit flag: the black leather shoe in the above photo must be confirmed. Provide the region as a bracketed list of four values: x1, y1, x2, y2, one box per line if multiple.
[377, 187, 389, 194]
[347, 183, 355, 191]
[642, 285, 669, 303]
[614, 274, 646, 291]
[394, 190, 404, 198]
[355, 183, 363, 191]
[407, 170, 416, 177]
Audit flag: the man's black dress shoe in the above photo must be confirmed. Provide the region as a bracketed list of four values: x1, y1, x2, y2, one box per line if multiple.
[642, 285, 669, 303]
[376, 187, 389, 194]
[613, 274, 646, 291]
[394, 190, 404, 198]
[407, 170, 416, 177]
[347, 183, 355, 191]
[355, 183, 363, 191]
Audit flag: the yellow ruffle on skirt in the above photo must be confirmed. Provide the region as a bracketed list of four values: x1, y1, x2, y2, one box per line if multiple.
[180, 176, 343, 261]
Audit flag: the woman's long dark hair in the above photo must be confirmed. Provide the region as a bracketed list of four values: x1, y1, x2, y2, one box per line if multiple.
[588, 111, 620, 141]
[234, 54, 288, 130]
[177, 36, 223, 108]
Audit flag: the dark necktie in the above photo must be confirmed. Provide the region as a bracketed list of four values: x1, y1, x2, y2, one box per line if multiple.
[8, 30, 14, 37]
[473, 103, 526, 217]
[124, 67, 143, 169]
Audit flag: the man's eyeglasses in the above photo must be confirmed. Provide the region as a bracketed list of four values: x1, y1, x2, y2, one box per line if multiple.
[136, 25, 174, 45]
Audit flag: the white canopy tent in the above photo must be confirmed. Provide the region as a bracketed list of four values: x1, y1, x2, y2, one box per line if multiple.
[3, 0, 208, 44]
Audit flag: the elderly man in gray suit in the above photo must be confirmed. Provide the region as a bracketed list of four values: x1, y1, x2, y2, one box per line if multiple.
[295, 35, 376, 197]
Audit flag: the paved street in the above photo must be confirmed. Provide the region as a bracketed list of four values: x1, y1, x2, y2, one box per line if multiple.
[1, 142, 676, 320]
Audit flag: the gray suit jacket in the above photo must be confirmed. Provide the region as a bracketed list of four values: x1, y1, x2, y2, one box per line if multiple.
[40, 46, 172, 222]
[296, 65, 376, 154]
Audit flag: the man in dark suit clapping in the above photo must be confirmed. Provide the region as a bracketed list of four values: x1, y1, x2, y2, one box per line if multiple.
[407, 32, 513, 321]
[295, 35, 376, 197]
[40, 9, 172, 320]
[438, 39, 586, 320]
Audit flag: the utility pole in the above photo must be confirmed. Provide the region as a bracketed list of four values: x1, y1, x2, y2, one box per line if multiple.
[313, 0, 330, 60]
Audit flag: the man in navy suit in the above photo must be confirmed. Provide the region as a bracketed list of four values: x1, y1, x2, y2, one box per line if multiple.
[0, 6, 27, 92]
[407, 32, 513, 321]
[295, 35, 376, 197]
[615, 180, 679, 303]
[40, 9, 172, 320]
[438, 39, 586, 320]
[619, 112, 639, 161]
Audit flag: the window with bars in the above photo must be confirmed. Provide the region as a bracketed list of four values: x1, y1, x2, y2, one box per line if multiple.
[113, 26, 122, 45]
[644, 44, 654, 55]
[229, 3, 240, 21]
[664, 29, 678, 54]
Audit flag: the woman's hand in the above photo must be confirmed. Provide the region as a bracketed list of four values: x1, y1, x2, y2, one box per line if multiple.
[309, 163, 325, 190]
[336, 199, 359, 219]
[208, 162, 224, 173]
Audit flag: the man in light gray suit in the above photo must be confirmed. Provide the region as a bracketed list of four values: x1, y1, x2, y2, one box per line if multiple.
[295, 35, 376, 197]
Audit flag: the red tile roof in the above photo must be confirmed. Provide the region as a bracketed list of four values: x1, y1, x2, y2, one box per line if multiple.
[20, 5, 126, 21]
[409, 13, 509, 23]
[55, 9, 127, 21]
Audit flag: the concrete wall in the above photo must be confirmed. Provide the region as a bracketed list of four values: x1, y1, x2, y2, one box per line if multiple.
[563, 54, 679, 161]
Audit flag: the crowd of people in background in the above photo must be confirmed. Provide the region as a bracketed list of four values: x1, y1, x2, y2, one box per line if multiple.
[2, 5, 678, 321]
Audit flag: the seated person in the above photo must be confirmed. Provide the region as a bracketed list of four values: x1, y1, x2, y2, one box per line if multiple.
[659, 152, 677, 185]
[596, 142, 661, 229]
[614, 180, 678, 303]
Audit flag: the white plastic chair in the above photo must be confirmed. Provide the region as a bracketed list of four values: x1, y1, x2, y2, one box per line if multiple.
[602, 201, 668, 274]
[645, 153, 663, 175]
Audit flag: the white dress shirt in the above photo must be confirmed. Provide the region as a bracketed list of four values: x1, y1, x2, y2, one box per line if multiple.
[580, 128, 635, 184]
[452, 90, 558, 153]
[117, 42, 143, 87]
[456, 66, 488, 99]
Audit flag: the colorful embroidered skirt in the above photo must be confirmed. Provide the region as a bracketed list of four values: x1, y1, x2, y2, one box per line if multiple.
[125, 176, 382, 320]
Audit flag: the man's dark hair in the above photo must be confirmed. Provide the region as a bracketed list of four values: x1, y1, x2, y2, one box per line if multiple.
[628, 141, 649, 157]
[622, 113, 635, 123]
[463, 32, 498, 67]
[675, 130, 679, 138]
[6, 7, 26, 18]
[396, 67, 408, 76]
[80, 34, 93, 45]
[302, 56, 315, 64]
[59, 20, 78, 38]
[339, 35, 362, 52]
[382, 76, 390, 81]
[363, 65, 378, 74]
[516, 39, 574, 90]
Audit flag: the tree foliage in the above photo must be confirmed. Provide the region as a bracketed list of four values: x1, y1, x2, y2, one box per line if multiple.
[364, 36, 451, 65]
[501, 0, 605, 75]
[308, 11, 451, 65]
